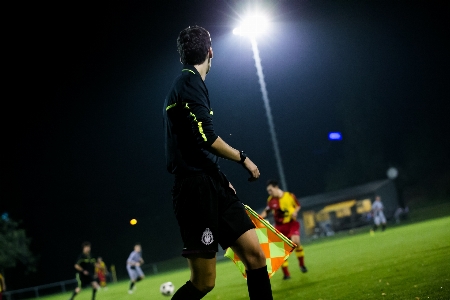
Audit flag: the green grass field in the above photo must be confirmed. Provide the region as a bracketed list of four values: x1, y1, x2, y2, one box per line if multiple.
[41, 211, 450, 300]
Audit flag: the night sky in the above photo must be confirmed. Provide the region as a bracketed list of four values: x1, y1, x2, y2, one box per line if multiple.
[3, 0, 449, 289]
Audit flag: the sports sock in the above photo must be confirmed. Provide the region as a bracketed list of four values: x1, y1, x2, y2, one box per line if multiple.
[136, 277, 142, 282]
[382, 224, 386, 231]
[281, 261, 290, 277]
[92, 288, 97, 300]
[69, 290, 78, 300]
[171, 280, 208, 300]
[296, 246, 305, 267]
[246, 266, 273, 300]
[129, 281, 135, 290]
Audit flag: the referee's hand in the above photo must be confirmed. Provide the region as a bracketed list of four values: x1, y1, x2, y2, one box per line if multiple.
[243, 157, 260, 182]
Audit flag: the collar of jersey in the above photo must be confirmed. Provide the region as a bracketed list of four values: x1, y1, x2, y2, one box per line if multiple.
[181, 64, 200, 76]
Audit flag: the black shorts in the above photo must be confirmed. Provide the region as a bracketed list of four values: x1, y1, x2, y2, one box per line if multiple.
[172, 171, 255, 257]
[76, 273, 95, 288]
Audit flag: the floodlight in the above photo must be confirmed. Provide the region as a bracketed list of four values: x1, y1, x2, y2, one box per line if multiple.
[233, 14, 269, 37]
[387, 167, 398, 179]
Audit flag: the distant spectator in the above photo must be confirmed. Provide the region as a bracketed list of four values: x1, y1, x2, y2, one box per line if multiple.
[371, 196, 387, 233]
[394, 206, 409, 223]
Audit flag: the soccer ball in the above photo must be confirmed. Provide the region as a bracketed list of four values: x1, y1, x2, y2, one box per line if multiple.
[160, 282, 175, 296]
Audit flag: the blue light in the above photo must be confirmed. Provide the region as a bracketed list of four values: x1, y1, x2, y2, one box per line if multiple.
[328, 132, 342, 140]
[1, 212, 9, 221]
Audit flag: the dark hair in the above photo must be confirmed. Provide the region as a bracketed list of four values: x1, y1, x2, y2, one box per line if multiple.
[266, 179, 279, 187]
[177, 26, 211, 65]
[135, 243, 141, 246]
[81, 241, 91, 248]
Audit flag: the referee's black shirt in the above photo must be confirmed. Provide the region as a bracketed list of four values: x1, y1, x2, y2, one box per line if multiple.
[163, 65, 219, 175]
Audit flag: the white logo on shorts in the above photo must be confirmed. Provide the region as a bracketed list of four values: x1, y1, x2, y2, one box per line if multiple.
[201, 228, 214, 245]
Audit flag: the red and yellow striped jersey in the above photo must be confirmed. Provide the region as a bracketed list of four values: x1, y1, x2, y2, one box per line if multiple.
[266, 192, 300, 225]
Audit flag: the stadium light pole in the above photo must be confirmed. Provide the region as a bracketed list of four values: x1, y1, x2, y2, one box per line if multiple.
[233, 15, 288, 191]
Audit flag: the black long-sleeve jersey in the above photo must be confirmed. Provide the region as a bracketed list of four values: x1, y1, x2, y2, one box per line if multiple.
[75, 253, 96, 274]
[163, 65, 220, 175]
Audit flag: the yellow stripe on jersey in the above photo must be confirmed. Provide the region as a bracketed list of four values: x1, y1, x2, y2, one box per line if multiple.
[267, 192, 299, 224]
[182, 69, 196, 74]
[166, 102, 211, 142]
[185, 103, 207, 142]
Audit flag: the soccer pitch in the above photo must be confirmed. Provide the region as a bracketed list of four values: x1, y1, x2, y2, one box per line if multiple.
[41, 215, 449, 300]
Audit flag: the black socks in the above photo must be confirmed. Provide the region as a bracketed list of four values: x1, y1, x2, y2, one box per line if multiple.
[246, 266, 273, 300]
[92, 288, 97, 300]
[171, 266, 273, 300]
[171, 280, 208, 300]
[69, 290, 78, 300]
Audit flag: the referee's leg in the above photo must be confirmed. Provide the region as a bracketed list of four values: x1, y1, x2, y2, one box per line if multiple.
[231, 229, 273, 300]
[172, 253, 216, 299]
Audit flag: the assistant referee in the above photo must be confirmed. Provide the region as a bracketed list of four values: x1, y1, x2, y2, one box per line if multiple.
[163, 26, 273, 300]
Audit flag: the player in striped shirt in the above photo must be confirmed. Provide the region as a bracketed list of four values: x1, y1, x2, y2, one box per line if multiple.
[261, 180, 307, 279]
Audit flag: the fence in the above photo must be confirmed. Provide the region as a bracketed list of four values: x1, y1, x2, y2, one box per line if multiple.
[2, 279, 78, 300]
[2, 253, 230, 299]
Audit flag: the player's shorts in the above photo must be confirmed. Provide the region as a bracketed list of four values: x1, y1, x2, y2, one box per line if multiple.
[275, 220, 300, 239]
[374, 212, 386, 225]
[76, 272, 95, 288]
[172, 170, 255, 257]
[127, 265, 144, 281]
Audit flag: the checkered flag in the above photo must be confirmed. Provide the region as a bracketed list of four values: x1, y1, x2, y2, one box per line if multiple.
[224, 205, 297, 278]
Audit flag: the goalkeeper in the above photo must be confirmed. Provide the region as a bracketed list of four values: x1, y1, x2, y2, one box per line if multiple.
[163, 25, 273, 300]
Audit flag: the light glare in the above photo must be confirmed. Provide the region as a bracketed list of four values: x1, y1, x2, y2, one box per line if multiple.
[233, 14, 269, 37]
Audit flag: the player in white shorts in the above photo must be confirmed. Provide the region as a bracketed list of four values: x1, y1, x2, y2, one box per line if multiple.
[371, 196, 387, 231]
[127, 243, 145, 294]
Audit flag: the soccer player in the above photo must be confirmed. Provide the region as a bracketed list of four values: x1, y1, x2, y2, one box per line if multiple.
[95, 257, 108, 289]
[260, 180, 307, 279]
[163, 26, 273, 299]
[0, 272, 5, 300]
[69, 241, 99, 300]
[127, 243, 145, 294]
[371, 196, 387, 232]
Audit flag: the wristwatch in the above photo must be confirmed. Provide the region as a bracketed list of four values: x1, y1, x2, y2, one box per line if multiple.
[239, 150, 247, 164]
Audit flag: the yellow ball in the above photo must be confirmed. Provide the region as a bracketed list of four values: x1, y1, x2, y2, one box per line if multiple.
[130, 219, 137, 225]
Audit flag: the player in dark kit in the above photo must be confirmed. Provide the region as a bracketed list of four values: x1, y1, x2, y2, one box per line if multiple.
[163, 26, 273, 300]
[69, 242, 99, 300]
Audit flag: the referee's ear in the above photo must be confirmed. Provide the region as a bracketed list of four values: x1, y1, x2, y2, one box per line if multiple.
[208, 47, 213, 59]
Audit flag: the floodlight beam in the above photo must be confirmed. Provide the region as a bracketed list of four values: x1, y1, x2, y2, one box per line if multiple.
[250, 37, 288, 191]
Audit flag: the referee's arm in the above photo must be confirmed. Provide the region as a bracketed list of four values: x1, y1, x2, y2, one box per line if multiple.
[209, 137, 260, 181]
